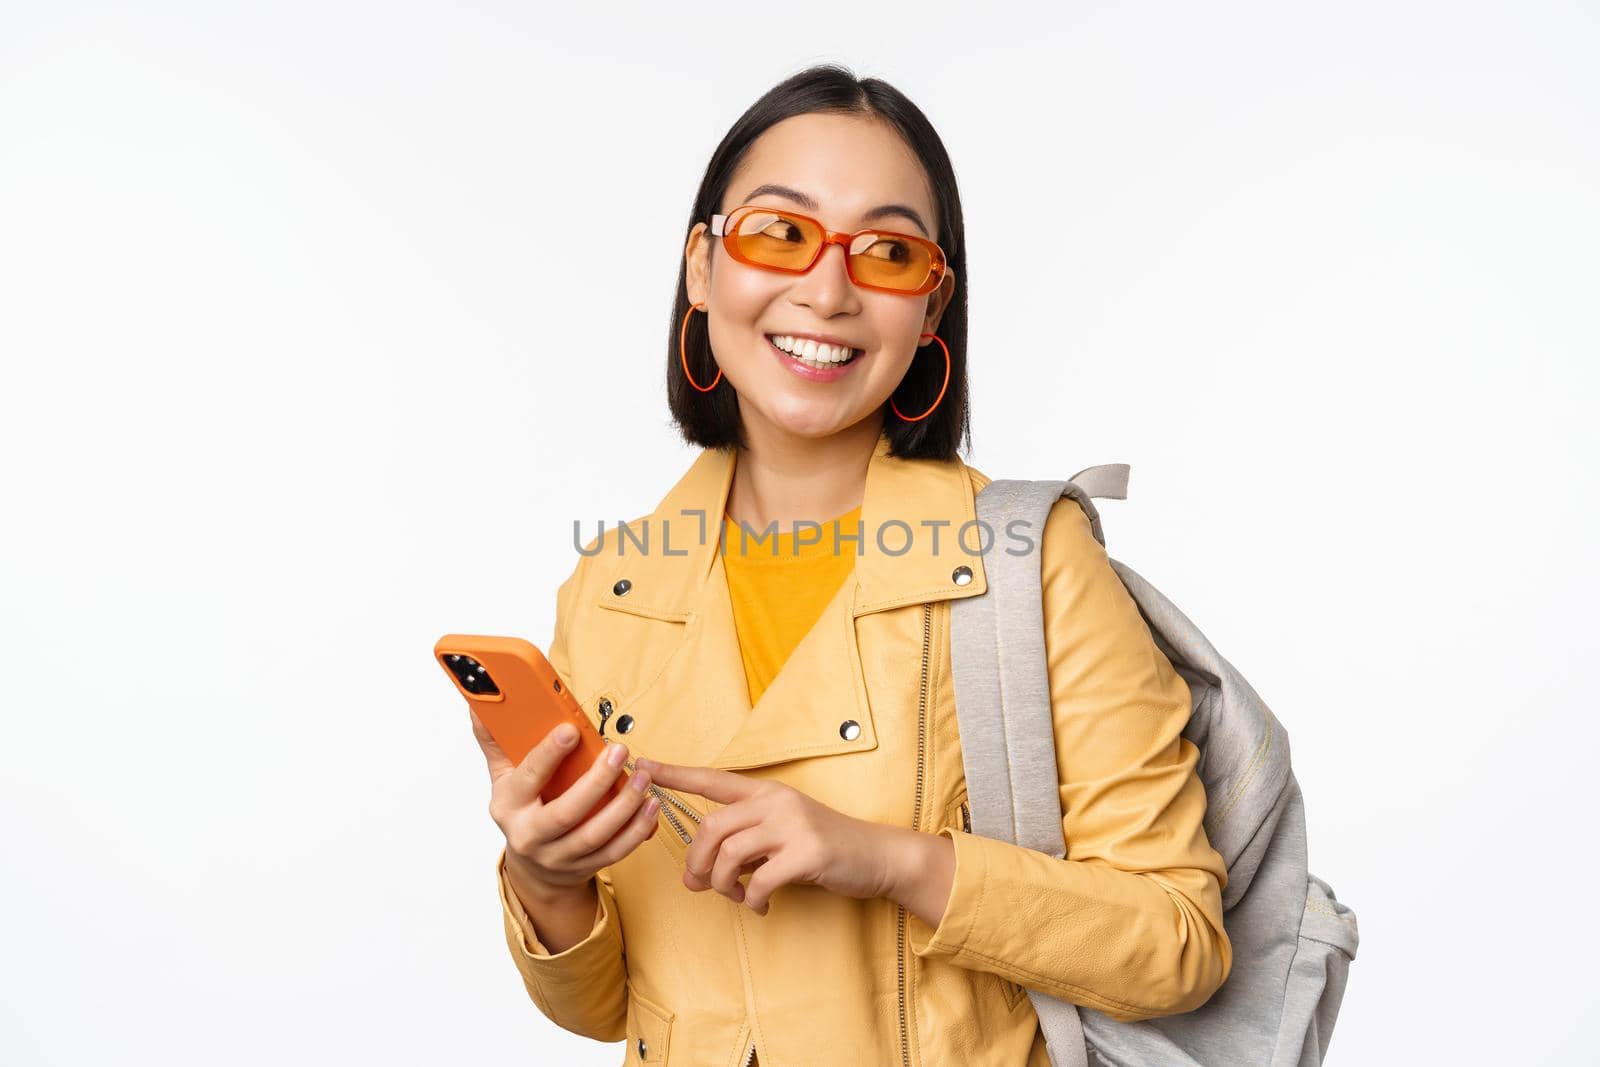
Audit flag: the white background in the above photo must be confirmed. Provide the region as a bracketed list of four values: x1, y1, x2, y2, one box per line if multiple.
[2, 2, 1594, 1063]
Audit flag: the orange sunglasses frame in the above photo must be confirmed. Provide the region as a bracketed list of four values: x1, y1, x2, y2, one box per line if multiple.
[710, 204, 948, 296]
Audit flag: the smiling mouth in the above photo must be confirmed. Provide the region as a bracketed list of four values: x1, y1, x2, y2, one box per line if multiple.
[764, 334, 865, 367]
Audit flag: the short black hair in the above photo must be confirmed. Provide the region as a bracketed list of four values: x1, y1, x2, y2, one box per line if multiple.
[667, 63, 971, 462]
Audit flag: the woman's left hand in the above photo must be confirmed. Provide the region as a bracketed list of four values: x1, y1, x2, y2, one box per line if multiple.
[633, 757, 900, 916]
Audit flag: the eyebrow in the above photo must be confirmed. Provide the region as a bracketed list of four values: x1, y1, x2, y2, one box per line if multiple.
[738, 183, 932, 238]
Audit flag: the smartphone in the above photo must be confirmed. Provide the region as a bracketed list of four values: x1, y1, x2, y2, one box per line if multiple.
[435, 633, 629, 826]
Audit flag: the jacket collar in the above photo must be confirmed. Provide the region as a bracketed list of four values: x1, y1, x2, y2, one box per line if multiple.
[595, 429, 990, 623]
[586, 430, 992, 773]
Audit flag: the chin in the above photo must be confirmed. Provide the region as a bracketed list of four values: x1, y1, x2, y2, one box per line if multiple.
[760, 404, 854, 439]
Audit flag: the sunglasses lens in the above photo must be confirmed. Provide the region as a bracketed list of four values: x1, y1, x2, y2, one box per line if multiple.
[726, 208, 939, 294]
[728, 209, 824, 272]
[847, 232, 938, 294]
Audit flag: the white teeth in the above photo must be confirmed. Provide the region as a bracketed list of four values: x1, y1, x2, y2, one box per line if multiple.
[770, 334, 857, 363]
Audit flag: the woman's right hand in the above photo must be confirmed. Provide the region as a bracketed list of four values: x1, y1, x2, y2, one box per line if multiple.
[471, 707, 661, 900]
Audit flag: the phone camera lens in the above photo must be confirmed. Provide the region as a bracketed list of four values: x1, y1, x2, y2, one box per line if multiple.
[445, 654, 500, 696]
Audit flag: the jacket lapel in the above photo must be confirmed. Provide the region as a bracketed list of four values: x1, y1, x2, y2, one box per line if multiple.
[589, 430, 992, 773]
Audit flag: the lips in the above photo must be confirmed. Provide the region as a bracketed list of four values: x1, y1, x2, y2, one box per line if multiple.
[765, 334, 866, 381]
[763, 333, 863, 363]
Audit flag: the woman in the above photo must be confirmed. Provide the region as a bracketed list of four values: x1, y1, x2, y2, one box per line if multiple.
[470, 65, 1231, 1066]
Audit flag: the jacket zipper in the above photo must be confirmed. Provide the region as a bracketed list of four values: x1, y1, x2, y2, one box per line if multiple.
[898, 602, 933, 1067]
[632, 766, 740, 1056]
[622, 757, 704, 845]
[648, 782, 703, 843]
[662, 804, 755, 1067]
[961, 800, 970, 834]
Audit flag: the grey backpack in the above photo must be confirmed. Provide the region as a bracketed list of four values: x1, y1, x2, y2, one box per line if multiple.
[950, 467, 1359, 1067]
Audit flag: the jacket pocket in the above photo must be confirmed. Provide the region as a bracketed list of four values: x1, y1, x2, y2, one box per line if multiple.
[1000, 975, 1026, 1013]
[943, 790, 972, 836]
[624, 984, 675, 1064]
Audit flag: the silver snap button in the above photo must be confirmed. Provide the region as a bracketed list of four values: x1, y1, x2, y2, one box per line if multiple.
[598, 698, 613, 716]
[613, 578, 632, 596]
[615, 714, 635, 734]
[637, 1037, 648, 1058]
[952, 565, 973, 585]
[839, 719, 861, 741]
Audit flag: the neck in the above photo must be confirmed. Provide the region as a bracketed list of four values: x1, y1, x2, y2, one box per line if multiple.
[725, 413, 883, 535]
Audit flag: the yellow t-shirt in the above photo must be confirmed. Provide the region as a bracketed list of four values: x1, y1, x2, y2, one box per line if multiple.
[721, 503, 863, 707]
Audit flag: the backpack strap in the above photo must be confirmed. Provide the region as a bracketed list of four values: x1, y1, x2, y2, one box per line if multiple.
[952, 478, 1081, 857]
[951, 469, 1129, 1067]
[1066, 462, 1130, 504]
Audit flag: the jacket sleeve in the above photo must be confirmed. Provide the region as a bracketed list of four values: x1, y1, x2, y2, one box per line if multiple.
[906, 497, 1232, 1023]
[496, 850, 628, 1041]
[493, 546, 629, 1042]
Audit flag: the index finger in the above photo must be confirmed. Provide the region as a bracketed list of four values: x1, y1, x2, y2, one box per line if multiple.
[505, 722, 586, 803]
[469, 706, 514, 779]
[633, 758, 757, 805]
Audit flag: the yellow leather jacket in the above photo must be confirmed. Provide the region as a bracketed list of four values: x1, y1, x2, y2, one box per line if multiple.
[495, 431, 1231, 1066]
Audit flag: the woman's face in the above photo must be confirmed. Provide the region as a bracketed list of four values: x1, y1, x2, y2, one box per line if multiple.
[684, 112, 956, 444]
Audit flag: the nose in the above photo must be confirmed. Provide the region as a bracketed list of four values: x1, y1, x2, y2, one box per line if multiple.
[788, 240, 861, 317]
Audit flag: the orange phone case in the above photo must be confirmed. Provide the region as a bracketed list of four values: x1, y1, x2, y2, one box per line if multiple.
[434, 633, 628, 826]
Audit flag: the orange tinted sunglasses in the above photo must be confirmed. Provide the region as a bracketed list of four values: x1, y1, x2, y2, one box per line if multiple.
[710, 204, 948, 296]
